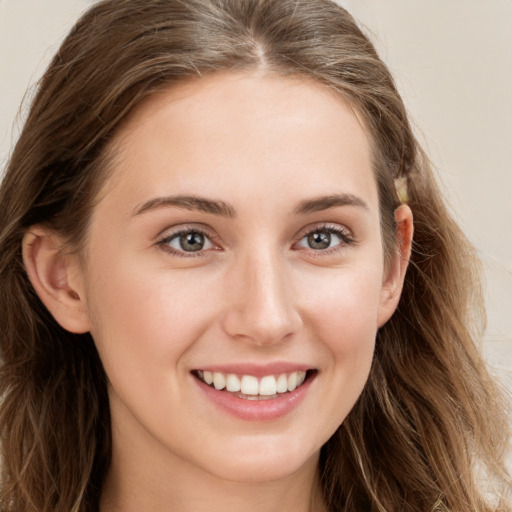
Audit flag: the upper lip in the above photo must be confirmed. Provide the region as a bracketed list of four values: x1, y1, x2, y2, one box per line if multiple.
[192, 362, 314, 377]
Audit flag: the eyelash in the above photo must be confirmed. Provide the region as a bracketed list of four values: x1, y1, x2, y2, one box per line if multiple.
[296, 225, 355, 254]
[156, 224, 355, 257]
[156, 227, 216, 258]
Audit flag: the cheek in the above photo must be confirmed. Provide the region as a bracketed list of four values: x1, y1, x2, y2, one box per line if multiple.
[84, 249, 221, 385]
[297, 263, 382, 402]
[299, 261, 383, 344]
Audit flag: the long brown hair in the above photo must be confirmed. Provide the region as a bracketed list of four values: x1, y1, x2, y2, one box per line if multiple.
[0, 1, 509, 510]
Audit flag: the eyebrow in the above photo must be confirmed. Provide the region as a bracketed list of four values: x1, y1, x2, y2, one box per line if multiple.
[293, 193, 369, 215]
[132, 192, 368, 218]
[132, 195, 236, 218]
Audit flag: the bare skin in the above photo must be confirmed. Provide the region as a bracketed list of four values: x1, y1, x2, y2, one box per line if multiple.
[23, 72, 412, 512]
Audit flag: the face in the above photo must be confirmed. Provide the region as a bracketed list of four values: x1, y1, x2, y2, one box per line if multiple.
[74, 73, 403, 483]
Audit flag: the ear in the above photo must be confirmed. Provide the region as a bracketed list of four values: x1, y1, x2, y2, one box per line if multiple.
[22, 226, 90, 333]
[377, 204, 414, 327]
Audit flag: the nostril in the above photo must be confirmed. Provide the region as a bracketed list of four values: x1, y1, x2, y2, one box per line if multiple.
[221, 310, 302, 346]
[220, 265, 302, 344]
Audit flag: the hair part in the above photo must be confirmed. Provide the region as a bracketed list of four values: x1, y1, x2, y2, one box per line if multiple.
[0, 1, 509, 511]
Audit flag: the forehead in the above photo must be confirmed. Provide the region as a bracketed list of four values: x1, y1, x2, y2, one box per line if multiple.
[100, 71, 378, 216]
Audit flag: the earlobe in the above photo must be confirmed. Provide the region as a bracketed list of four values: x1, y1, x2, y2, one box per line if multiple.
[22, 226, 90, 334]
[377, 204, 414, 327]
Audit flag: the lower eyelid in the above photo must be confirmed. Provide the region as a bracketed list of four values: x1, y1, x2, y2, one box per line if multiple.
[156, 228, 217, 253]
[156, 225, 354, 256]
[295, 226, 355, 251]
[170, 234, 213, 250]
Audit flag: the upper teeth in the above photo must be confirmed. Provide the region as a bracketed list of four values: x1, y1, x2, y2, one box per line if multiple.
[198, 370, 307, 396]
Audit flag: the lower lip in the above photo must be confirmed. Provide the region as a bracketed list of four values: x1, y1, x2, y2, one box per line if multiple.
[194, 374, 315, 421]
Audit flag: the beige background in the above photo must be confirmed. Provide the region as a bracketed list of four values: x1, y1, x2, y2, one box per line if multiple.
[1, 0, 511, 390]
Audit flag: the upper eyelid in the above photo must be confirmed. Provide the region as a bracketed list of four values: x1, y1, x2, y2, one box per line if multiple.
[156, 227, 218, 258]
[156, 223, 216, 241]
[155, 226, 219, 254]
[157, 221, 351, 235]
[155, 222, 354, 249]
[295, 222, 353, 239]
[293, 224, 356, 254]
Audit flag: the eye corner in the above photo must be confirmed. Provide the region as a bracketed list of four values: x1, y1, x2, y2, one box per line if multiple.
[156, 226, 221, 258]
[294, 223, 356, 254]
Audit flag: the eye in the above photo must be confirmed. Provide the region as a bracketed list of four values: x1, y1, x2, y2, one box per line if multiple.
[297, 226, 353, 251]
[159, 229, 214, 254]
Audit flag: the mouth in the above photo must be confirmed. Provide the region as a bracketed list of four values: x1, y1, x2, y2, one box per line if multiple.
[192, 369, 315, 400]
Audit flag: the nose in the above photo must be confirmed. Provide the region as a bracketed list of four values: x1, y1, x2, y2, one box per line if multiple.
[221, 250, 302, 346]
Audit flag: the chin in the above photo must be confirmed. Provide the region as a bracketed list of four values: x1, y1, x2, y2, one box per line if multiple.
[195, 434, 321, 483]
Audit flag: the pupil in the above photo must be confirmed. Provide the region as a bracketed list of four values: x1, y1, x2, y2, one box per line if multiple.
[308, 232, 330, 250]
[180, 232, 204, 251]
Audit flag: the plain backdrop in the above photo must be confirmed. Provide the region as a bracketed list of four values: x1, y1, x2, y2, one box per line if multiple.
[1, 0, 511, 391]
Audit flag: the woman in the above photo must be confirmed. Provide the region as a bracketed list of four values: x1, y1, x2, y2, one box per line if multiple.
[0, 0, 509, 511]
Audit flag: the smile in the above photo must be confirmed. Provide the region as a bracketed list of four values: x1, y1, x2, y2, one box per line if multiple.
[194, 370, 309, 399]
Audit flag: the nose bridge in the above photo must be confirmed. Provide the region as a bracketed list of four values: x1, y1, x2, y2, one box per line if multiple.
[222, 245, 301, 345]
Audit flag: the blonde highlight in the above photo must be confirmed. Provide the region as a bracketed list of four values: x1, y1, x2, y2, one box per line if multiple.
[0, 1, 509, 510]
